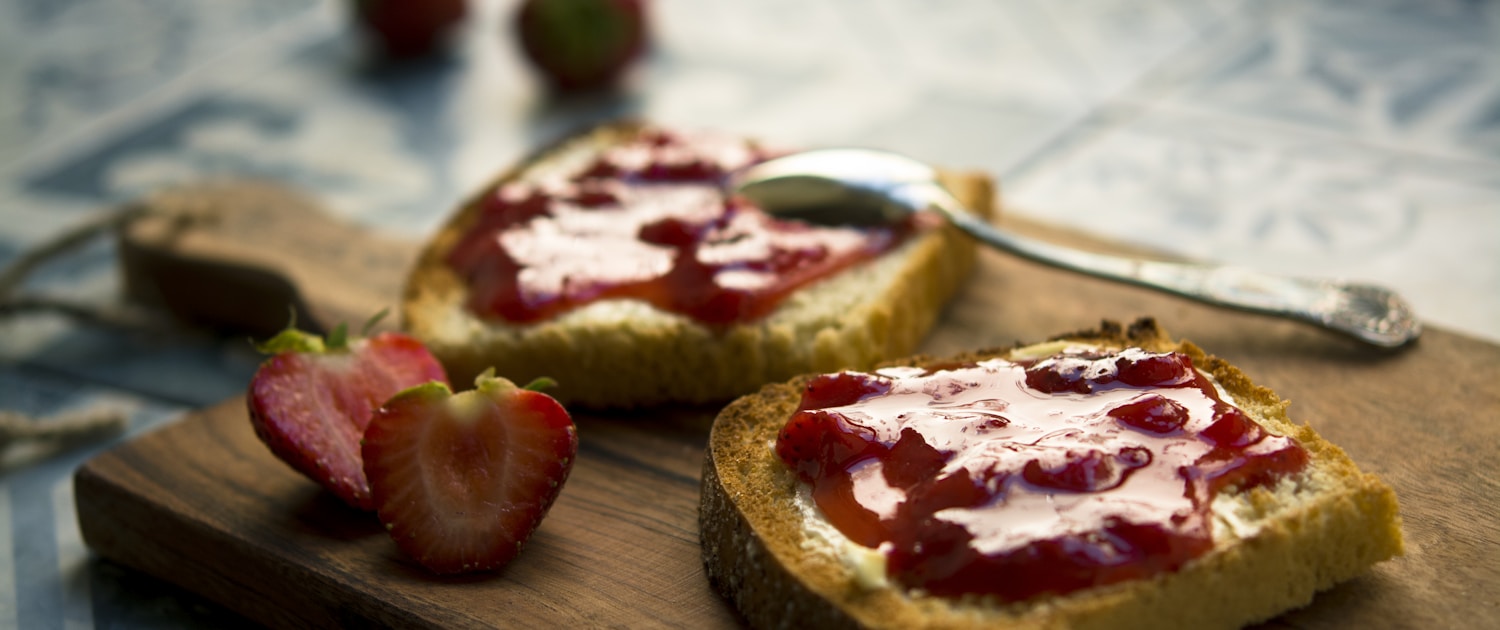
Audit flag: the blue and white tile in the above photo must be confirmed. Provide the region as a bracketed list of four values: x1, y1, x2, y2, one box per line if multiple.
[0, 368, 246, 629]
[1031, 0, 1240, 99]
[1004, 108, 1500, 341]
[0, 0, 330, 172]
[1139, 0, 1500, 165]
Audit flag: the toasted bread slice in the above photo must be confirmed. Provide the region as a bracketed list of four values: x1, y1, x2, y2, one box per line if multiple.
[401, 121, 993, 408]
[700, 318, 1403, 629]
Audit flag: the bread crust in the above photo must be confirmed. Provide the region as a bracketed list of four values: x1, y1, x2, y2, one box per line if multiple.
[700, 318, 1404, 629]
[401, 121, 993, 408]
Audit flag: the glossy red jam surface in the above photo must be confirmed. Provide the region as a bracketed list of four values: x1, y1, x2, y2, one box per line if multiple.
[775, 347, 1309, 601]
[445, 129, 912, 326]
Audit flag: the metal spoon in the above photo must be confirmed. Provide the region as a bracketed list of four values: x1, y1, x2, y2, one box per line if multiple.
[731, 148, 1421, 348]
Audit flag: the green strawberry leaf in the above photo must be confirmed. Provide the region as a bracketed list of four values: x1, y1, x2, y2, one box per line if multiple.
[523, 376, 558, 392]
[362, 308, 391, 337]
[326, 322, 350, 351]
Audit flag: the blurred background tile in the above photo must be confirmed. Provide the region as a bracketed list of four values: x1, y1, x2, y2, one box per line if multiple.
[0, 367, 247, 629]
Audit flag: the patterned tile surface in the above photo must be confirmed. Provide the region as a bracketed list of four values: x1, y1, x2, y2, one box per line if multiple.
[1, 0, 1496, 626]
[0, 368, 251, 629]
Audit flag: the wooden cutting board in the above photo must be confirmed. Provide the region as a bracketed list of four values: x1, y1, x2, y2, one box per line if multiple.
[76, 180, 1500, 628]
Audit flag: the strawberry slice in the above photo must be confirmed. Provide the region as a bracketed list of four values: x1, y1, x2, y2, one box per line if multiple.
[247, 315, 449, 510]
[362, 370, 578, 574]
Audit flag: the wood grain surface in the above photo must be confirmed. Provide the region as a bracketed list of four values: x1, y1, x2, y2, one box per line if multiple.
[77, 182, 1500, 629]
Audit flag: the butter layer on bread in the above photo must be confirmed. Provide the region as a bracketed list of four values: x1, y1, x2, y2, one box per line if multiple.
[401, 121, 993, 408]
[700, 318, 1403, 629]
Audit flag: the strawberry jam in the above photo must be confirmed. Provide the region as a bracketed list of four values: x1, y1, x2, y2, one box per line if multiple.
[445, 128, 913, 326]
[774, 346, 1309, 601]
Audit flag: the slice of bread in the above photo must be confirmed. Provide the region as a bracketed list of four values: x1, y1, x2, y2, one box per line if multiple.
[401, 121, 994, 408]
[700, 318, 1404, 629]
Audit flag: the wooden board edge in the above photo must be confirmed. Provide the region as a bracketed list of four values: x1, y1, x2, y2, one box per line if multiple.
[71, 403, 447, 629]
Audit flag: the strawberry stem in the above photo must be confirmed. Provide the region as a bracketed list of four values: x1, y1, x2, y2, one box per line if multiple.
[252, 306, 337, 355]
[392, 380, 454, 401]
[253, 307, 392, 355]
[254, 328, 326, 355]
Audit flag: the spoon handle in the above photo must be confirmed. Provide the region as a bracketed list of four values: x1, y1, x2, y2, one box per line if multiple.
[928, 188, 1422, 348]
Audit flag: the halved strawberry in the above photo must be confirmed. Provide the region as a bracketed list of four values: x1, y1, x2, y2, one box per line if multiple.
[362, 370, 578, 574]
[247, 315, 449, 510]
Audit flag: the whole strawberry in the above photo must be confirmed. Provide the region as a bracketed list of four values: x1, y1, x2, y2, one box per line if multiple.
[247, 315, 449, 510]
[363, 370, 577, 574]
[354, 0, 468, 58]
[515, 0, 647, 91]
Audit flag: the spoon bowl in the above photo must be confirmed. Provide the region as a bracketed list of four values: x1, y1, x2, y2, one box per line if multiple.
[731, 149, 935, 226]
[731, 148, 1422, 348]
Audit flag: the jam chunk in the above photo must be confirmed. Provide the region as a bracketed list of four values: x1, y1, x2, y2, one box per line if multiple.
[774, 347, 1309, 601]
[445, 129, 912, 326]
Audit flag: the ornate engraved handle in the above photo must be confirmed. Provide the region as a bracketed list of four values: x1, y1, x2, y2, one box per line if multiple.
[923, 185, 1422, 348]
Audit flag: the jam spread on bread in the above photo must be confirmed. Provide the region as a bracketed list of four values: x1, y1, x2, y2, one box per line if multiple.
[446, 129, 911, 325]
[775, 347, 1309, 601]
